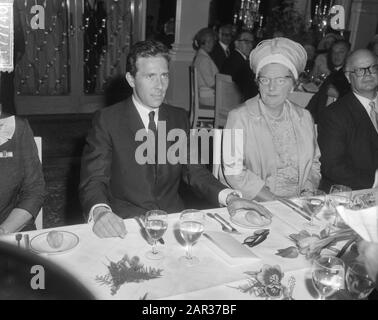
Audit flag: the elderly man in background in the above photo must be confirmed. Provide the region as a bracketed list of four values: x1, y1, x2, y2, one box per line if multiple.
[221, 30, 259, 101]
[210, 24, 233, 70]
[318, 49, 378, 191]
[307, 39, 351, 124]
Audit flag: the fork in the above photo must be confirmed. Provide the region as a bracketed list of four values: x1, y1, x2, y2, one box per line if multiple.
[214, 213, 241, 234]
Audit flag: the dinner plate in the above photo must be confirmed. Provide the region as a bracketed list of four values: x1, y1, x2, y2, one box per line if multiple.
[30, 231, 79, 255]
[231, 210, 272, 229]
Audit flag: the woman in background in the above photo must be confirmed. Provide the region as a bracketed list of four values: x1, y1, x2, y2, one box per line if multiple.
[0, 107, 45, 234]
[192, 28, 218, 107]
[221, 37, 320, 201]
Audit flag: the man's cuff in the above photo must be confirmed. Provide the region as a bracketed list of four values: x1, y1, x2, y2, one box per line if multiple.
[88, 204, 112, 224]
[218, 189, 242, 207]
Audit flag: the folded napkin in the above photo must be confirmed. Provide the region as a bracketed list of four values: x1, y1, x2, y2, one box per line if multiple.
[203, 231, 260, 266]
[337, 205, 378, 243]
[0, 116, 15, 145]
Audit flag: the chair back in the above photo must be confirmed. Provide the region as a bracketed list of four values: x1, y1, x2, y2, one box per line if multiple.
[189, 65, 215, 128]
[215, 73, 242, 128]
[34, 137, 43, 230]
[288, 91, 314, 108]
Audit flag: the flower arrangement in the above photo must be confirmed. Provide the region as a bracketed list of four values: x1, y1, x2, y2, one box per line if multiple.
[276, 227, 359, 260]
[95, 254, 163, 295]
[235, 265, 295, 300]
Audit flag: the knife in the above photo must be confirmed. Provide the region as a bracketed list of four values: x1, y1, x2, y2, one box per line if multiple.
[214, 213, 241, 234]
[134, 216, 165, 244]
[278, 198, 311, 221]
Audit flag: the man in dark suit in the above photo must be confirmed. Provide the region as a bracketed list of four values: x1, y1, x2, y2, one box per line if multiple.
[317, 49, 378, 191]
[307, 40, 351, 124]
[210, 24, 233, 70]
[79, 40, 270, 238]
[221, 30, 258, 101]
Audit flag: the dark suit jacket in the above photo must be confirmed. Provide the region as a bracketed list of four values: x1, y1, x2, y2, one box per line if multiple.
[79, 98, 226, 218]
[306, 68, 351, 124]
[220, 50, 258, 101]
[210, 42, 230, 70]
[317, 92, 378, 191]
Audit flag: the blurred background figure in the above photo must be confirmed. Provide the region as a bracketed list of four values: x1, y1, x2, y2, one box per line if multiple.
[367, 34, 378, 58]
[311, 33, 341, 80]
[307, 39, 351, 124]
[210, 24, 233, 70]
[221, 30, 258, 101]
[221, 37, 320, 201]
[156, 17, 175, 49]
[192, 28, 219, 107]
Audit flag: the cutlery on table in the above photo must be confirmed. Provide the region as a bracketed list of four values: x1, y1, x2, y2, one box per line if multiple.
[24, 234, 30, 251]
[134, 216, 165, 245]
[278, 199, 311, 221]
[15, 233, 22, 248]
[206, 212, 241, 234]
[214, 213, 241, 234]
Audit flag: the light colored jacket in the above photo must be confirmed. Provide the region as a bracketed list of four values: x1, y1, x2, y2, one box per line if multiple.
[220, 95, 321, 200]
[193, 48, 219, 106]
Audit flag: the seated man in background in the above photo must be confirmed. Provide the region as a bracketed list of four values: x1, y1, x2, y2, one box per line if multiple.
[317, 49, 378, 191]
[221, 30, 259, 101]
[306, 39, 351, 124]
[79, 40, 270, 238]
[210, 24, 233, 70]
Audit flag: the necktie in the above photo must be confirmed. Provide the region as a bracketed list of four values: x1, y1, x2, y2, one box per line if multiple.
[225, 47, 230, 57]
[369, 101, 378, 131]
[148, 111, 158, 176]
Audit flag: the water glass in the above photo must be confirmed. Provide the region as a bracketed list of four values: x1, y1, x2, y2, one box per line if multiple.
[346, 262, 376, 300]
[144, 210, 168, 260]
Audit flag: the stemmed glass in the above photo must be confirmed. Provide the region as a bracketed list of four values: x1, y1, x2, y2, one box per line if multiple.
[346, 261, 376, 300]
[312, 255, 345, 300]
[300, 190, 326, 234]
[144, 210, 168, 260]
[328, 185, 352, 227]
[179, 209, 205, 267]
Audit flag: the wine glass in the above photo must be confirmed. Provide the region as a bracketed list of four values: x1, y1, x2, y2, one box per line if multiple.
[179, 209, 205, 267]
[312, 255, 345, 300]
[328, 185, 352, 227]
[144, 210, 168, 260]
[300, 190, 326, 234]
[346, 261, 376, 300]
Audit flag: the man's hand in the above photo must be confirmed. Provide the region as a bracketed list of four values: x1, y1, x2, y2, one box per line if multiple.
[227, 198, 273, 219]
[92, 207, 127, 238]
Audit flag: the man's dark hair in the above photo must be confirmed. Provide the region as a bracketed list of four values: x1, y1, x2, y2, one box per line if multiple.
[126, 40, 170, 76]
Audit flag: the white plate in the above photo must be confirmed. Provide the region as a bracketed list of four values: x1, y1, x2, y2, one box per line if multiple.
[231, 210, 272, 229]
[30, 231, 79, 255]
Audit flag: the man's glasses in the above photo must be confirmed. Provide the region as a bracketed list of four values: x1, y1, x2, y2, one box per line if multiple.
[346, 64, 378, 77]
[257, 76, 292, 86]
[238, 39, 254, 44]
[242, 229, 270, 247]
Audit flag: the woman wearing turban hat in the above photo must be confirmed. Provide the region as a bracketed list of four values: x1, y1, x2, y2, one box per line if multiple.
[220, 37, 321, 201]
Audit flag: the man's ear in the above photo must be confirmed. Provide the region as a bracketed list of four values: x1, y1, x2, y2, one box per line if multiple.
[344, 72, 351, 84]
[125, 72, 135, 88]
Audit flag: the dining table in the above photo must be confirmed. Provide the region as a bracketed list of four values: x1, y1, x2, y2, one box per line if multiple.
[1, 190, 374, 301]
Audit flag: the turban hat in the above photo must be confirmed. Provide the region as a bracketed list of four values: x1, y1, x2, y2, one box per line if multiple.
[249, 37, 307, 80]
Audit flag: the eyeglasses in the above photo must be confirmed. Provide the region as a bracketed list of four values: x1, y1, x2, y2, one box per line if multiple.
[257, 76, 292, 86]
[238, 39, 254, 44]
[242, 229, 270, 247]
[346, 64, 378, 77]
